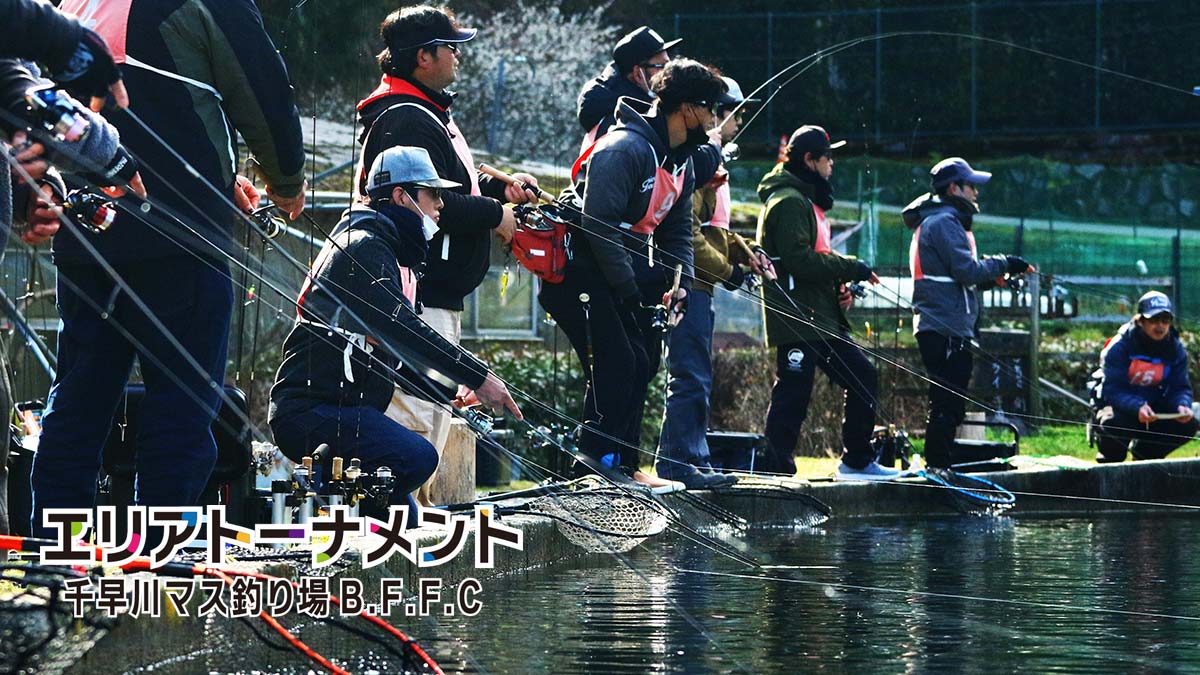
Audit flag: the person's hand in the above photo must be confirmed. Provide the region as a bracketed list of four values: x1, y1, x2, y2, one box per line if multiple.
[751, 246, 777, 281]
[267, 180, 307, 221]
[1005, 255, 1033, 275]
[97, 171, 147, 200]
[55, 29, 128, 111]
[9, 132, 49, 183]
[868, 271, 881, 285]
[838, 284, 854, 310]
[21, 183, 62, 245]
[662, 286, 688, 327]
[233, 175, 261, 213]
[495, 206, 517, 244]
[1177, 405, 1194, 424]
[1138, 403, 1157, 424]
[505, 172, 540, 204]
[722, 265, 746, 291]
[475, 372, 523, 421]
[851, 260, 875, 283]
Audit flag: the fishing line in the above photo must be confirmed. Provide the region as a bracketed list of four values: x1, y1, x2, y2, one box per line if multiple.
[674, 566, 1200, 623]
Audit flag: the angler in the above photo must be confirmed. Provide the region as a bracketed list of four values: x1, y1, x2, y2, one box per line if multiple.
[656, 76, 772, 489]
[542, 59, 731, 490]
[1091, 291, 1199, 463]
[30, 0, 306, 539]
[904, 157, 1033, 469]
[576, 25, 682, 149]
[270, 146, 521, 516]
[356, 4, 537, 456]
[756, 125, 890, 480]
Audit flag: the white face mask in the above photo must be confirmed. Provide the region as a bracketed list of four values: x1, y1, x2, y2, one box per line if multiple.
[404, 189, 440, 240]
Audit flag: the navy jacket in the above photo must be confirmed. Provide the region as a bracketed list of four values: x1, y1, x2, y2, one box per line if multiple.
[270, 204, 489, 419]
[1098, 320, 1193, 416]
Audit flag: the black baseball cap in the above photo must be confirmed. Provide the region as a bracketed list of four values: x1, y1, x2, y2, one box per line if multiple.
[1137, 291, 1173, 319]
[613, 26, 683, 73]
[930, 157, 992, 190]
[382, 6, 477, 52]
[787, 125, 846, 158]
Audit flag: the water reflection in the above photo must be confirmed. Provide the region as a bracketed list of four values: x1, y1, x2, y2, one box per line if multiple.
[428, 514, 1200, 674]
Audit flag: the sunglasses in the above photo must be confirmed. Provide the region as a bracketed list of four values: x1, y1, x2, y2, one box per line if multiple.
[402, 184, 442, 200]
[431, 42, 460, 54]
[639, 62, 667, 70]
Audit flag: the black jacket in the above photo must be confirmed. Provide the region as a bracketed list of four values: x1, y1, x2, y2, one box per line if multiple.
[52, 0, 305, 266]
[572, 98, 695, 302]
[0, 0, 83, 71]
[270, 204, 489, 420]
[577, 62, 649, 138]
[357, 76, 509, 312]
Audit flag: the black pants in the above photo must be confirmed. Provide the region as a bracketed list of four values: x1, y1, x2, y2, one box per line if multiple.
[1093, 406, 1200, 462]
[540, 275, 651, 470]
[763, 335, 879, 474]
[917, 331, 974, 469]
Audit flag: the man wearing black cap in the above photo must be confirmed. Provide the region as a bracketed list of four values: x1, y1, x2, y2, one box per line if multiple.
[756, 125, 888, 480]
[356, 5, 538, 451]
[577, 26, 682, 147]
[904, 157, 1034, 469]
[1090, 291, 1198, 462]
[542, 59, 731, 490]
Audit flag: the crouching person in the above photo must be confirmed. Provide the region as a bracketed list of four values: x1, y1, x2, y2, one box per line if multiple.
[269, 146, 521, 510]
[1092, 291, 1198, 462]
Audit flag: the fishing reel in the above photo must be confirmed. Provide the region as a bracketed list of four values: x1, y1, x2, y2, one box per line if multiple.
[62, 189, 116, 233]
[744, 272, 762, 292]
[1001, 273, 1028, 292]
[871, 424, 913, 470]
[721, 142, 740, 163]
[462, 407, 495, 436]
[847, 281, 869, 299]
[23, 84, 89, 143]
[251, 204, 284, 239]
[648, 304, 671, 333]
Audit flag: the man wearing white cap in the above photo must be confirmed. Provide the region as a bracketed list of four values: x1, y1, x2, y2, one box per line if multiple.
[270, 146, 521, 512]
[903, 157, 1033, 469]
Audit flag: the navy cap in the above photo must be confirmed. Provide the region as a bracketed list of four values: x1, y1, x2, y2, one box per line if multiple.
[387, 9, 477, 51]
[930, 157, 992, 189]
[613, 27, 682, 73]
[1137, 291, 1174, 319]
[787, 125, 846, 158]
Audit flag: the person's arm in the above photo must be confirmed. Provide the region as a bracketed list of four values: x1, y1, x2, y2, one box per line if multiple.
[764, 191, 858, 282]
[578, 144, 640, 301]
[198, 0, 305, 205]
[689, 142, 721, 188]
[0, 0, 82, 71]
[1165, 341, 1194, 411]
[929, 216, 1007, 285]
[1100, 339, 1147, 416]
[691, 210, 735, 287]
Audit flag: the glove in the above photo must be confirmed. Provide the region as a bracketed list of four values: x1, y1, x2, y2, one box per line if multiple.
[722, 265, 746, 291]
[1005, 255, 1031, 274]
[852, 260, 874, 282]
[54, 29, 122, 102]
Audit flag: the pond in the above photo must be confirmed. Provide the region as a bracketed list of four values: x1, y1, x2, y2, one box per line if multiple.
[419, 513, 1200, 674]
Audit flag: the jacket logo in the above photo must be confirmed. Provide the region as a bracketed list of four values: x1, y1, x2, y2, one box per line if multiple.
[786, 348, 805, 370]
[640, 178, 656, 193]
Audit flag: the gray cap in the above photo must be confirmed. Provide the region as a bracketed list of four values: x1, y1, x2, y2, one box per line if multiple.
[366, 146, 461, 193]
[1137, 291, 1173, 319]
[720, 76, 758, 105]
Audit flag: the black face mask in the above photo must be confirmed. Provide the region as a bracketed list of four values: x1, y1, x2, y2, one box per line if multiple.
[685, 123, 709, 147]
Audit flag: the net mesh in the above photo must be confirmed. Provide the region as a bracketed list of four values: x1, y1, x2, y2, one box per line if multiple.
[0, 565, 115, 675]
[527, 490, 670, 554]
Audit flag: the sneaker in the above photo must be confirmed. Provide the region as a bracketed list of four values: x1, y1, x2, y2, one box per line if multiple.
[632, 470, 686, 494]
[678, 471, 739, 490]
[836, 460, 902, 482]
[571, 453, 641, 487]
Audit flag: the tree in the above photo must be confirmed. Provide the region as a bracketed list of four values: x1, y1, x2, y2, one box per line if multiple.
[452, 2, 621, 165]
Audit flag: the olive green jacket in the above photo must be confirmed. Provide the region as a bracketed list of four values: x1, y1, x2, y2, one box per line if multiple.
[690, 181, 756, 294]
[755, 163, 860, 346]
